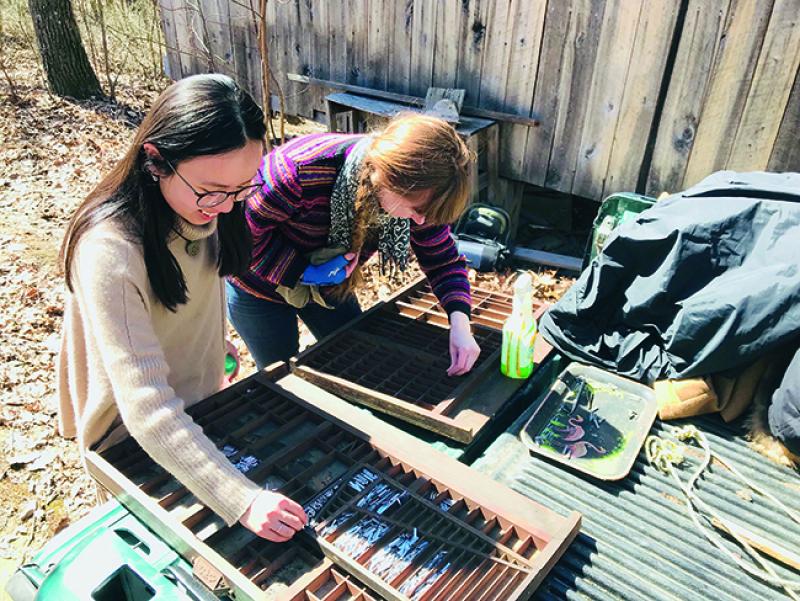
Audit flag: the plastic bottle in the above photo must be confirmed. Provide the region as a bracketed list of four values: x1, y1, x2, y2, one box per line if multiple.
[501, 273, 537, 379]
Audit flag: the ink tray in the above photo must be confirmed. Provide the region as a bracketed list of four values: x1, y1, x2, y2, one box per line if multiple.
[520, 362, 657, 481]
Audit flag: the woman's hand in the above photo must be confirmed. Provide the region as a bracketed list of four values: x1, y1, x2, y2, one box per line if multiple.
[447, 311, 481, 376]
[239, 490, 308, 542]
[344, 252, 359, 277]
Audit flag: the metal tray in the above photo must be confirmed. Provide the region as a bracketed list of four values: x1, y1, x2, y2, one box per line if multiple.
[520, 363, 657, 481]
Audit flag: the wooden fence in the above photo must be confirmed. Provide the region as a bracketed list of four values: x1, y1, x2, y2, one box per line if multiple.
[160, 0, 800, 201]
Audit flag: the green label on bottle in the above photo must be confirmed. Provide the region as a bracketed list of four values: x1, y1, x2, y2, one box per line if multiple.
[501, 324, 536, 379]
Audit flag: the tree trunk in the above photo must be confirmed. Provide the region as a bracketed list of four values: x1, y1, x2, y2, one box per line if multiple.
[28, 0, 101, 98]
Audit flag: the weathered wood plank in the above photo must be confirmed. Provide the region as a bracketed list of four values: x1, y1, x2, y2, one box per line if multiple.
[386, 0, 413, 94]
[291, 365, 477, 443]
[518, 0, 571, 187]
[227, 0, 260, 101]
[495, 177, 524, 239]
[768, 64, 800, 172]
[477, 0, 512, 111]
[189, 0, 209, 74]
[500, 0, 547, 180]
[172, 0, 198, 77]
[603, 0, 680, 197]
[432, 0, 462, 89]
[269, 0, 295, 115]
[646, 1, 730, 196]
[178, 0, 798, 200]
[226, 0, 247, 82]
[290, 0, 311, 116]
[326, 92, 408, 119]
[191, 0, 217, 72]
[203, 0, 236, 76]
[328, 0, 347, 84]
[683, 0, 775, 188]
[728, 0, 800, 170]
[572, 0, 643, 200]
[456, 0, 491, 106]
[346, 0, 368, 86]
[409, 0, 437, 97]
[158, 0, 183, 80]
[311, 0, 331, 106]
[466, 134, 481, 204]
[251, 4, 266, 105]
[544, 0, 606, 194]
[289, 0, 321, 119]
[366, 0, 389, 90]
[485, 122, 500, 203]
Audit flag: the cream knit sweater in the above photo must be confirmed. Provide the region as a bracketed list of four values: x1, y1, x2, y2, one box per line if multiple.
[57, 216, 261, 525]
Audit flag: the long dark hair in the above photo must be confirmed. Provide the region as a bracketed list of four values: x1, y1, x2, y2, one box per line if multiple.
[60, 74, 265, 311]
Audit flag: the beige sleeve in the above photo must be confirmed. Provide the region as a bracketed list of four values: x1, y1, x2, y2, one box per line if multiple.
[73, 232, 261, 525]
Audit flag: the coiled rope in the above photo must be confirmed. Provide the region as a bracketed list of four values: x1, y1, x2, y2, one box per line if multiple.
[646, 425, 800, 600]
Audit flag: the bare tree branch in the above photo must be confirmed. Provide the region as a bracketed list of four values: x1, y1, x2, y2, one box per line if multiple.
[151, 0, 163, 79]
[93, 0, 115, 98]
[0, 10, 21, 100]
[256, 0, 272, 149]
[184, 0, 212, 72]
[76, 0, 100, 77]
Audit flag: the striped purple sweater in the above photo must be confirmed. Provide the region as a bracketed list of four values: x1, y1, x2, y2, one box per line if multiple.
[229, 132, 472, 316]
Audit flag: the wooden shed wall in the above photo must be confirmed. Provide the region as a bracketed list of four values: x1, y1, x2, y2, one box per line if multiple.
[160, 0, 800, 201]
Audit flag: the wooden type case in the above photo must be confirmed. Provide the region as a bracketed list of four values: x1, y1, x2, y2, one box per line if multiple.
[86, 366, 579, 601]
[291, 278, 551, 443]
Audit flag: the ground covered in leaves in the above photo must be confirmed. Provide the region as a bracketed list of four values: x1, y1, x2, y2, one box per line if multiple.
[0, 43, 573, 594]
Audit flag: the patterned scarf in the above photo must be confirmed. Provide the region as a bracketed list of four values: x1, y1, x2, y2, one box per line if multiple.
[328, 136, 410, 273]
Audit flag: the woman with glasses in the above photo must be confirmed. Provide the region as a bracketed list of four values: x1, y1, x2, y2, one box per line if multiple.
[58, 74, 307, 543]
[228, 113, 482, 376]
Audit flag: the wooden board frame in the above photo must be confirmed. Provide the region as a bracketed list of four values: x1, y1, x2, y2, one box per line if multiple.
[86, 367, 580, 601]
[291, 277, 551, 443]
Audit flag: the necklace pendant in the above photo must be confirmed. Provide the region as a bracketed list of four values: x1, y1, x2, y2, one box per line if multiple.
[185, 240, 201, 257]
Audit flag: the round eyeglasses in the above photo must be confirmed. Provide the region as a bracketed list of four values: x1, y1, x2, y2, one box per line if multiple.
[163, 157, 263, 209]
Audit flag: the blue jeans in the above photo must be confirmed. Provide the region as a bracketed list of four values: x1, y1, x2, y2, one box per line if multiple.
[226, 282, 362, 370]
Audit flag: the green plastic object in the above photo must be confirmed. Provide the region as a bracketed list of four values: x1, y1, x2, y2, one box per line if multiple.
[224, 352, 237, 377]
[585, 192, 657, 267]
[9, 500, 225, 601]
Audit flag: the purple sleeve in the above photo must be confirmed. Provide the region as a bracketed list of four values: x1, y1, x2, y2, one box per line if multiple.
[246, 151, 308, 287]
[410, 223, 472, 318]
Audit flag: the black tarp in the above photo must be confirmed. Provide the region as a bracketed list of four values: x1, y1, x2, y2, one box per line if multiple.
[539, 171, 800, 384]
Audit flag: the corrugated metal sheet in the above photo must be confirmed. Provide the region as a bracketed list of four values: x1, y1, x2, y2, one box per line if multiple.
[473, 359, 800, 601]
